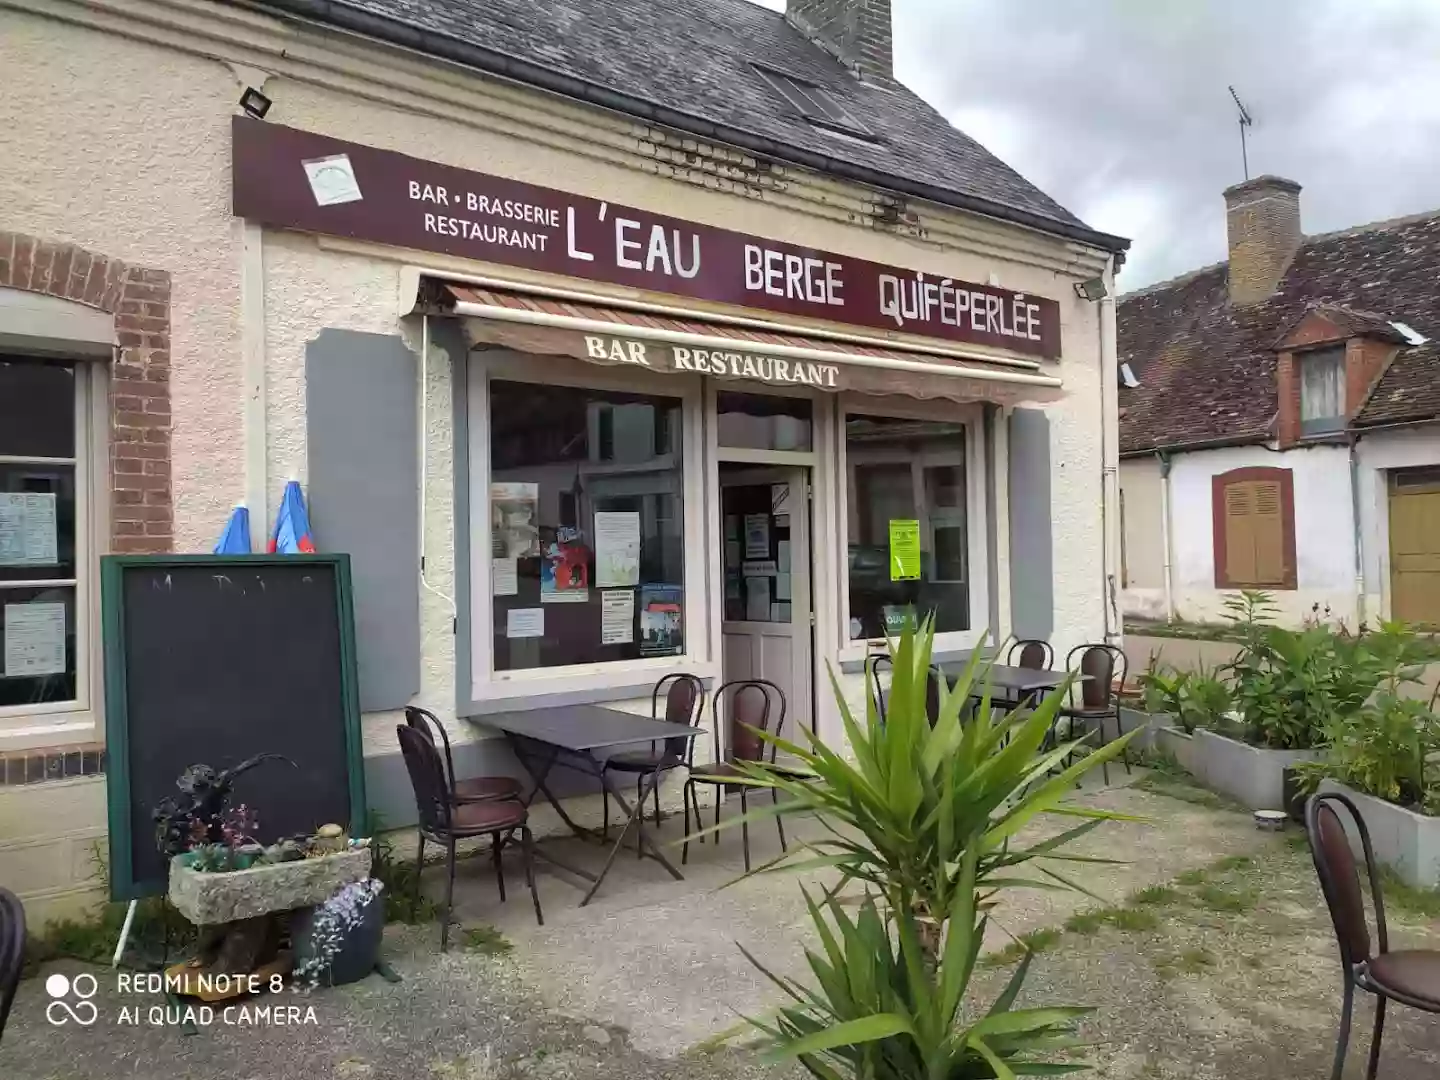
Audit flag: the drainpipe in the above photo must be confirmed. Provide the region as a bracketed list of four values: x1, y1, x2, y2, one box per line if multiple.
[1158, 451, 1176, 622]
[1098, 268, 1120, 643]
[1349, 434, 1366, 628]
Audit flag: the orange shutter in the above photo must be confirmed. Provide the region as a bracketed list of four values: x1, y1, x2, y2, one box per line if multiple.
[1251, 481, 1287, 584]
[1223, 482, 1258, 585]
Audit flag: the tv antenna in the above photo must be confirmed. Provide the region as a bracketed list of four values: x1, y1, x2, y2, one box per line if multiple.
[1229, 85, 1254, 180]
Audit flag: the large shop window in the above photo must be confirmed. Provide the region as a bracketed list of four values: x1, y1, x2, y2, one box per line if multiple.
[489, 379, 686, 671]
[845, 413, 971, 639]
[0, 356, 88, 714]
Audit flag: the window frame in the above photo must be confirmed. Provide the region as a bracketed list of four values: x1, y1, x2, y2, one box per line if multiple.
[466, 350, 713, 701]
[0, 359, 104, 747]
[1298, 345, 1347, 436]
[1211, 465, 1297, 590]
[836, 397, 989, 663]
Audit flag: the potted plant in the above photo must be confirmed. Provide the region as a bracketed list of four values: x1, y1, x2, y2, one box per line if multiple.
[1136, 661, 1229, 776]
[292, 878, 387, 989]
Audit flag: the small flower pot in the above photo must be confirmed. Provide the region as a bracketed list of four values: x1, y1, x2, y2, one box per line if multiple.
[291, 889, 385, 988]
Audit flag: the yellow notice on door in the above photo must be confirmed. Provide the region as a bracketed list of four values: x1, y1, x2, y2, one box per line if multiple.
[888, 519, 921, 581]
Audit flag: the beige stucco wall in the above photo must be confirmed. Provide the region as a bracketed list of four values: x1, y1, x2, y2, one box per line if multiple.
[0, 0, 1114, 923]
[1119, 455, 1166, 618]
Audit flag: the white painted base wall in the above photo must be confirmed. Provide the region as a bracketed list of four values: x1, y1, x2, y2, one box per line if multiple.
[0, 778, 108, 928]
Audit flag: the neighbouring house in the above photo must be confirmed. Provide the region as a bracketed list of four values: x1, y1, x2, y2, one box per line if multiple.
[1118, 175, 1440, 629]
[0, 0, 1128, 924]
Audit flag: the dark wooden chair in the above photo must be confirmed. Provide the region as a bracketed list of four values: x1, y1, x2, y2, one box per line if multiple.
[404, 706, 523, 804]
[867, 653, 892, 724]
[1006, 638, 1054, 671]
[601, 673, 704, 838]
[1307, 791, 1440, 1079]
[1059, 643, 1130, 784]
[396, 725, 541, 951]
[682, 678, 789, 872]
[0, 887, 24, 1044]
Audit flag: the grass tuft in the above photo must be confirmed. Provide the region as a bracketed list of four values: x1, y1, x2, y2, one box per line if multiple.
[1212, 854, 1254, 872]
[1195, 884, 1258, 914]
[980, 927, 1062, 968]
[1130, 884, 1180, 906]
[460, 924, 513, 954]
[1378, 869, 1440, 918]
[1174, 868, 1208, 887]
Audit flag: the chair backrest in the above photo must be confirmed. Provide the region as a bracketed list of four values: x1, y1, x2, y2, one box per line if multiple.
[925, 667, 944, 727]
[0, 887, 24, 1044]
[1007, 639, 1053, 671]
[397, 724, 453, 835]
[405, 706, 459, 790]
[1306, 791, 1386, 967]
[652, 673, 704, 759]
[867, 654, 892, 723]
[712, 679, 781, 763]
[1065, 643, 1126, 710]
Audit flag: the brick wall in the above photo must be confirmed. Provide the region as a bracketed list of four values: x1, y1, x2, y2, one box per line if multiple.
[1345, 338, 1397, 422]
[1276, 349, 1301, 447]
[1224, 176, 1302, 307]
[0, 232, 173, 553]
[787, 0, 893, 81]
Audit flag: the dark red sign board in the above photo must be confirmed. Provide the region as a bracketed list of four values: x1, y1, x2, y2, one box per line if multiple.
[231, 117, 1062, 358]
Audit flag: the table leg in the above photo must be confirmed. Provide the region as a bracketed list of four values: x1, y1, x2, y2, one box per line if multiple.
[580, 767, 685, 906]
[503, 735, 601, 884]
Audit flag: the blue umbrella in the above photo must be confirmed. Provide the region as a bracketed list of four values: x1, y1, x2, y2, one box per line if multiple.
[213, 504, 252, 555]
[269, 480, 316, 554]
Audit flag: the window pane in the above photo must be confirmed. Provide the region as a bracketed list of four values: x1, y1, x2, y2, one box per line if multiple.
[716, 392, 813, 451]
[846, 415, 969, 639]
[489, 380, 685, 671]
[0, 463, 76, 582]
[722, 481, 793, 623]
[1300, 348, 1344, 421]
[0, 357, 75, 458]
[0, 586, 77, 707]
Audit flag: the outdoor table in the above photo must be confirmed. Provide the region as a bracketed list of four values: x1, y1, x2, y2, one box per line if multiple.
[877, 660, 1087, 715]
[478, 705, 703, 906]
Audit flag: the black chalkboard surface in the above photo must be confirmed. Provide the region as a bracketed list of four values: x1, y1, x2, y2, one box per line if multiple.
[101, 555, 365, 900]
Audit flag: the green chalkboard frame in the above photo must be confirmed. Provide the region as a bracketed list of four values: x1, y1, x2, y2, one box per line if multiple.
[101, 553, 367, 901]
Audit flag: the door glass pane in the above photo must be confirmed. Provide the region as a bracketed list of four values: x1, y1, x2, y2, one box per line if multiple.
[488, 380, 685, 671]
[0, 357, 75, 458]
[722, 482, 792, 623]
[716, 392, 812, 451]
[0, 586, 78, 706]
[0, 463, 76, 582]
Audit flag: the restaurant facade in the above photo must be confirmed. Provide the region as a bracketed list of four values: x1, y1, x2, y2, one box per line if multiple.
[0, 0, 1127, 921]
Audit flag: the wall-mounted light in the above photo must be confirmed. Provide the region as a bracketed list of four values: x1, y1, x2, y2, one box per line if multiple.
[239, 87, 272, 120]
[1074, 276, 1108, 301]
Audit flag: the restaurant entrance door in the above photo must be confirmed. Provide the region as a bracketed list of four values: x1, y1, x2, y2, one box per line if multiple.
[719, 464, 813, 743]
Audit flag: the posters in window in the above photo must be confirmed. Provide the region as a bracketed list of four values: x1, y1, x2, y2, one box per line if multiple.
[600, 589, 635, 645]
[746, 576, 771, 621]
[541, 527, 590, 603]
[777, 539, 791, 573]
[743, 513, 770, 558]
[639, 584, 683, 656]
[491, 483, 540, 558]
[888, 519, 921, 581]
[594, 512, 641, 587]
[505, 607, 544, 638]
[492, 557, 518, 597]
[3, 602, 66, 677]
[775, 573, 791, 601]
[0, 492, 58, 567]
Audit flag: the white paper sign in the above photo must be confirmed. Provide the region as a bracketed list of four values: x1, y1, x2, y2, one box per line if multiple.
[743, 560, 777, 577]
[492, 557, 518, 597]
[505, 607, 544, 639]
[601, 589, 635, 645]
[744, 513, 770, 559]
[0, 493, 57, 567]
[775, 572, 792, 600]
[302, 154, 364, 205]
[3, 602, 66, 677]
[594, 512, 641, 587]
[778, 540, 791, 573]
[746, 576, 771, 621]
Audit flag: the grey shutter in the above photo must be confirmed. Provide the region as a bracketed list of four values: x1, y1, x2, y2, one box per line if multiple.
[1007, 407, 1054, 640]
[306, 329, 420, 711]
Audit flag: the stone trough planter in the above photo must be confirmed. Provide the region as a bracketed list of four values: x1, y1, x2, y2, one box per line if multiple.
[1189, 729, 1317, 811]
[169, 847, 372, 925]
[1151, 725, 1204, 777]
[1316, 780, 1440, 888]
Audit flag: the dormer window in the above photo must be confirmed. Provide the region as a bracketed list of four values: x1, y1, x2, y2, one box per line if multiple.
[1299, 345, 1345, 435]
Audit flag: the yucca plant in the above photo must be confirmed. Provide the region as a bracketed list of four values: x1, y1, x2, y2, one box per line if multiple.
[699, 622, 1138, 1078]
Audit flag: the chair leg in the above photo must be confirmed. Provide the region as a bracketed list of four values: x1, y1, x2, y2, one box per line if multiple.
[521, 825, 543, 927]
[1332, 979, 1356, 1080]
[493, 834, 507, 903]
[682, 779, 694, 865]
[637, 774, 647, 860]
[693, 783, 705, 844]
[653, 770, 662, 827]
[441, 837, 458, 953]
[601, 769, 611, 839]
[411, 833, 426, 922]
[714, 783, 723, 850]
[774, 787, 787, 852]
[741, 787, 751, 873]
[1115, 709, 1132, 775]
[1366, 996, 1386, 1080]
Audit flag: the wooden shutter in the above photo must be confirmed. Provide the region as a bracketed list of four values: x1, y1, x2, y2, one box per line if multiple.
[1213, 468, 1295, 589]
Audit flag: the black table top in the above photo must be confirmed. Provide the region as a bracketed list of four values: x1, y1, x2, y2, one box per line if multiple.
[932, 660, 1083, 694]
[475, 703, 704, 753]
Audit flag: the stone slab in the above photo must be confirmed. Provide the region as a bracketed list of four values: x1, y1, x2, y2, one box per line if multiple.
[168, 848, 371, 925]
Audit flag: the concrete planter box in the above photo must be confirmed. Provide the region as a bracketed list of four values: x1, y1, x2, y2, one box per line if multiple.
[1316, 780, 1440, 888]
[1190, 729, 1316, 811]
[1152, 725, 1203, 777]
[169, 847, 372, 925]
[1120, 708, 1169, 754]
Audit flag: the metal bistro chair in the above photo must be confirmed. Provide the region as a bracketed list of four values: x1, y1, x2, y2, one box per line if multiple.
[601, 673, 704, 841]
[867, 653, 892, 724]
[997, 637, 1055, 711]
[0, 887, 24, 1044]
[1059, 643, 1130, 785]
[1307, 791, 1440, 1080]
[872, 654, 945, 727]
[396, 725, 541, 951]
[682, 678, 789, 872]
[404, 706, 523, 805]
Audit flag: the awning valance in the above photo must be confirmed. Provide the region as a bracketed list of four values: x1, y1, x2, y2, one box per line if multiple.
[436, 283, 1063, 405]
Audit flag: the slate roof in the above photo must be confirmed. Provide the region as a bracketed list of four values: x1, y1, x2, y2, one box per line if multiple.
[250, 0, 1124, 250]
[1119, 210, 1440, 454]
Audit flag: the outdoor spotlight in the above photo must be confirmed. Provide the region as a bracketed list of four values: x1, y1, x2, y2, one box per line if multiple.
[1074, 277, 1108, 301]
[239, 86, 272, 120]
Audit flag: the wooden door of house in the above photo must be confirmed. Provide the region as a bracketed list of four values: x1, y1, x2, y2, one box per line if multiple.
[1389, 467, 1440, 627]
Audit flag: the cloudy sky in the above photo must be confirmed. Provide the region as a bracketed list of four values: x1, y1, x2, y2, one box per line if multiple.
[757, 0, 1440, 290]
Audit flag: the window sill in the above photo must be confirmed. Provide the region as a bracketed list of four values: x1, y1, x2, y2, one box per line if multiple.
[0, 716, 100, 754]
[462, 663, 719, 718]
[836, 637, 994, 673]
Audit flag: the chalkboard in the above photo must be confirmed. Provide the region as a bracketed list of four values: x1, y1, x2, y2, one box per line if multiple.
[101, 555, 365, 900]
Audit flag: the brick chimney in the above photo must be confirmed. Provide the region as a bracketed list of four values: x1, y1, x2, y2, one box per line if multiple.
[787, 0, 893, 82]
[1224, 176, 1302, 306]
